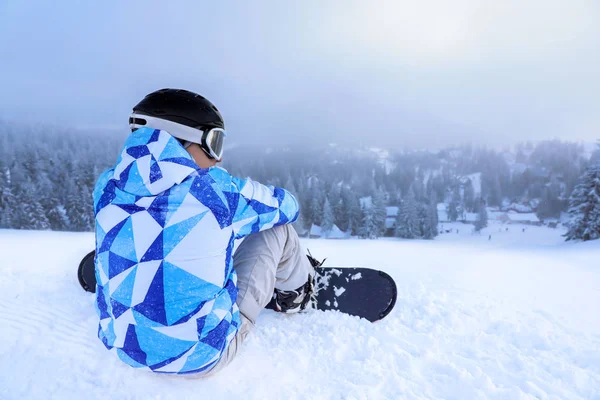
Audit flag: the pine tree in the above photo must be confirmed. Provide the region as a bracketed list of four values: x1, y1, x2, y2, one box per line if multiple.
[341, 188, 362, 236]
[425, 179, 435, 205]
[447, 200, 459, 222]
[463, 182, 476, 212]
[350, 194, 363, 236]
[66, 193, 83, 231]
[372, 187, 387, 237]
[46, 196, 69, 231]
[81, 186, 95, 231]
[284, 175, 297, 198]
[395, 188, 419, 239]
[66, 186, 94, 232]
[328, 184, 344, 229]
[388, 184, 401, 206]
[309, 185, 324, 227]
[565, 163, 600, 241]
[488, 176, 502, 207]
[16, 186, 50, 230]
[474, 199, 488, 232]
[0, 163, 10, 228]
[417, 203, 431, 239]
[10, 181, 30, 229]
[30, 200, 50, 230]
[590, 142, 600, 166]
[322, 197, 335, 235]
[536, 184, 564, 220]
[0, 161, 7, 207]
[428, 199, 439, 238]
[0, 184, 16, 229]
[359, 205, 378, 239]
[447, 188, 460, 222]
[298, 192, 312, 230]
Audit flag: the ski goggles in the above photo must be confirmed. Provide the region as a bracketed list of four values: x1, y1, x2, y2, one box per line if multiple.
[129, 113, 227, 161]
[199, 127, 226, 161]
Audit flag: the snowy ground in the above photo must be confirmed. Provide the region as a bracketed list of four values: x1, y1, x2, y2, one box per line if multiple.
[1, 223, 599, 400]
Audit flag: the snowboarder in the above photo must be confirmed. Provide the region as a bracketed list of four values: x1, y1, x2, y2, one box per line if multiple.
[92, 89, 316, 377]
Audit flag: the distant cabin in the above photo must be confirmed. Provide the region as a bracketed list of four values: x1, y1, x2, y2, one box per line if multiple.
[309, 224, 350, 239]
[309, 224, 322, 239]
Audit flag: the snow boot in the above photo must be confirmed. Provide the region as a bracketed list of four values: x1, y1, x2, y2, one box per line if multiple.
[265, 251, 325, 313]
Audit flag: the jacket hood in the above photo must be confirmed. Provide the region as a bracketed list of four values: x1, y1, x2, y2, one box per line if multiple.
[112, 127, 199, 196]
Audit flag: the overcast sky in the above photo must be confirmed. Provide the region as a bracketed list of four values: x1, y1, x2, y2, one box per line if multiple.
[0, 1, 598, 149]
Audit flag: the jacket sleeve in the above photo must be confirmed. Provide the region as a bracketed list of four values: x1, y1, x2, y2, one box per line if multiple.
[230, 175, 299, 239]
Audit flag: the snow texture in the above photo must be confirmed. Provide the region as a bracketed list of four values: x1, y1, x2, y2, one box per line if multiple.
[1, 226, 599, 399]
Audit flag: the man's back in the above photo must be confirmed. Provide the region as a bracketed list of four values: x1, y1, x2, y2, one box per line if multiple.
[93, 127, 298, 374]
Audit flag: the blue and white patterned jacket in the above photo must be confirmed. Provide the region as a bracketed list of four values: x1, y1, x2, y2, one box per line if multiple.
[93, 127, 299, 374]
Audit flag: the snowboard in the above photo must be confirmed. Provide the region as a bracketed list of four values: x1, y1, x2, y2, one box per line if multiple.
[308, 266, 397, 322]
[77, 251, 397, 322]
[77, 250, 96, 293]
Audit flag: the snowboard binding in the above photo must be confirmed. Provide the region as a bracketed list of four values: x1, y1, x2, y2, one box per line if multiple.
[264, 250, 324, 314]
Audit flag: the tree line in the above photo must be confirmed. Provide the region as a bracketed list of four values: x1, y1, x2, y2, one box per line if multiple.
[0, 120, 597, 240]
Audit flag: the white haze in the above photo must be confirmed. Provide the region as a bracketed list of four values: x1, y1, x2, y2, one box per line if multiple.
[0, 0, 598, 149]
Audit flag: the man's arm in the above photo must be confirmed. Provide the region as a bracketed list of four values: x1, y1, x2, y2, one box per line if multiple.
[230, 175, 299, 239]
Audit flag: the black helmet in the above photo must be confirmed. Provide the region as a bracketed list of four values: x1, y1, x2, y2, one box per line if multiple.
[129, 89, 227, 160]
[131, 88, 224, 129]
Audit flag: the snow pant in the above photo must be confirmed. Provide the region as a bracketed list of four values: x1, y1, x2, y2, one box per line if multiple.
[185, 223, 314, 378]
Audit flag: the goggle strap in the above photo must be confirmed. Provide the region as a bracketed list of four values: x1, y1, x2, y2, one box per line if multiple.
[129, 113, 204, 144]
[130, 112, 225, 160]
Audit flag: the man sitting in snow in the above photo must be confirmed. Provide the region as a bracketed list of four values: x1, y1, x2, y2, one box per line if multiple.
[93, 88, 316, 376]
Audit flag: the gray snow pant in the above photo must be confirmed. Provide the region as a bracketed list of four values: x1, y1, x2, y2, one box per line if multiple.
[186, 223, 313, 378]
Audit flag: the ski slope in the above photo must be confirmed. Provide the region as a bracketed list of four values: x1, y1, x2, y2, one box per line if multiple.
[1, 225, 599, 399]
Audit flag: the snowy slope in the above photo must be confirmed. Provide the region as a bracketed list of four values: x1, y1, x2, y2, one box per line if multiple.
[1, 227, 599, 400]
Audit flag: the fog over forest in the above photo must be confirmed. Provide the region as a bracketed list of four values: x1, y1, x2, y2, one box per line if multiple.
[1, 120, 597, 239]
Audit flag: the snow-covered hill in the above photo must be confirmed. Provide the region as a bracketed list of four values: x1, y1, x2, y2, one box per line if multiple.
[1, 227, 599, 399]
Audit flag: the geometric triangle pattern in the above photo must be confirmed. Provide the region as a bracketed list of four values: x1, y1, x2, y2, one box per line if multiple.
[92, 127, 299, 374]
[111, 265, 137, 306]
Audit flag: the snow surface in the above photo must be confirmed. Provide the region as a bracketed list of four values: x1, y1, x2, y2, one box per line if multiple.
[1, 226, 600, 399]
